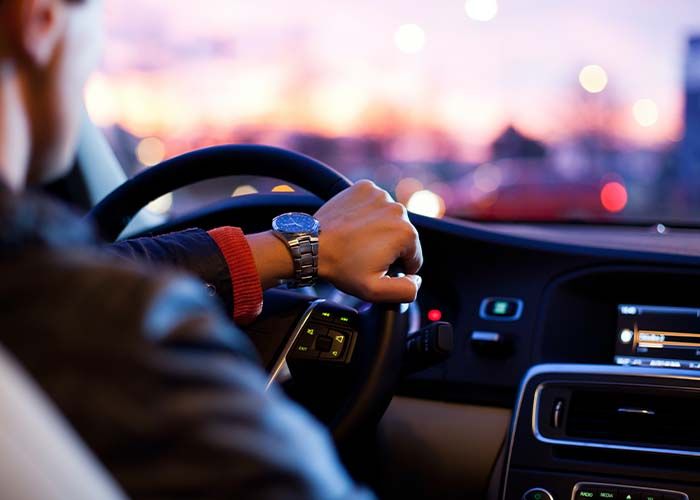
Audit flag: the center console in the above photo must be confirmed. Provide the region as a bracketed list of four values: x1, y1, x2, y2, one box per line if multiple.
[500, 364, 700, 500]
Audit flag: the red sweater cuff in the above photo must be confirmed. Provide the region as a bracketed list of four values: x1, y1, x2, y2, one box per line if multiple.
[208, 227, 263, 326]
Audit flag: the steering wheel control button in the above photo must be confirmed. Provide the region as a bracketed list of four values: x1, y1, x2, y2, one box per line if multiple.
[312, 307, 358, 328]
[317, 310, 335, 321]
[336, 314, 352, 326]
[320, 331, 347, 360]
[288, 323, 329, 360]
[479, 297, 523, 321]
[315, 336, 333, 352]
[522, 488, 554, 500]
[292, 343, 317, 359]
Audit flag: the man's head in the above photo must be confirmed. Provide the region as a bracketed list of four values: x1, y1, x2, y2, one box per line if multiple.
[0, 0, 103, 190]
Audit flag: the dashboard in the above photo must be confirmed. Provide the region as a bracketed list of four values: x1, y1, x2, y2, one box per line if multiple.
[147, 193, 700, 500]
[400, 217, 700, 500]
[403, 217, 700, 409]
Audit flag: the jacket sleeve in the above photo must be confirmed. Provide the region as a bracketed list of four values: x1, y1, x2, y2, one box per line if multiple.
[106, 228, 263, 325]
[117, 276, 374, 500]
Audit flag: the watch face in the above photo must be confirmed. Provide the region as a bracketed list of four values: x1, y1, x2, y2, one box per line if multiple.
[272, 212, 319, 234]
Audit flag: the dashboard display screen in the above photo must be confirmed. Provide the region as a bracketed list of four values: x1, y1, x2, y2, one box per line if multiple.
[615, 304, 700, 370]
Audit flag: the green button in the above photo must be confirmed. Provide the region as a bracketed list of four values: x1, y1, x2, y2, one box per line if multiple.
[339, 315, 350, 323]
[578, 492, 595, 499]
[492, 301, 509, 315]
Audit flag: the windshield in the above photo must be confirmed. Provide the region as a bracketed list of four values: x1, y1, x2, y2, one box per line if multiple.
[89, 1, 700, 224]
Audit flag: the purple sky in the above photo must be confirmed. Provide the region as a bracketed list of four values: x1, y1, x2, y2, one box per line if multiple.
[86, 0, 700, 158]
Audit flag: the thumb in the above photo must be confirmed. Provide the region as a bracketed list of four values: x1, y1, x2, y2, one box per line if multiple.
[365, 274, 422, 303]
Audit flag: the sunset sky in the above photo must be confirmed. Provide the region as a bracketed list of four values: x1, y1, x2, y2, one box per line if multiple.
[85, 0, 700, 161]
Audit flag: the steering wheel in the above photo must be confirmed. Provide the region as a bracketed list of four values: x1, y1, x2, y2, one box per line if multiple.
[88, 144, 409, 443]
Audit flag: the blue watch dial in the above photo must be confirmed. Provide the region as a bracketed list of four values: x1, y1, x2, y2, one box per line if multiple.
[272, 212, 319, 234]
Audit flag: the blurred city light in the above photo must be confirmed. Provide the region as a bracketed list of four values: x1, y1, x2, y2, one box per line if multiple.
[407, 190, 446, 218]
[395, 177, 424, 204]
[136, 137, 166, 166]
[473, 163, 503, 193]
[578, 65, 608, 94]
[85, 74, 117, 127]
[271, 184, 295, 192]
[93, 0, 700, 224]
[146, 193, 173, 215]
[231, 185, 259, 197]
[600, 182, 628, 212]
[633, 98, 659, 127]
[464, 0, 498, 22]
[394, 24, 426, 54]
[312, 83, 369, 133]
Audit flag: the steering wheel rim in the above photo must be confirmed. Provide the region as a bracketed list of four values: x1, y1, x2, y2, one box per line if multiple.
[87, 144, 407, 441]
[88, 145, 352, 241]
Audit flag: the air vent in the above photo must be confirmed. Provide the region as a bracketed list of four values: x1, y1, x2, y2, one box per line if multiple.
[536, 384, 700, 453]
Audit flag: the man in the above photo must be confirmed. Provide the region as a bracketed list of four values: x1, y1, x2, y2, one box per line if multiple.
[0, 0, 423, 498]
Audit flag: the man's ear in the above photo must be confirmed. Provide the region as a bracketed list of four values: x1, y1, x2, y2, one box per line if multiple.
[15, 0, 67, 67]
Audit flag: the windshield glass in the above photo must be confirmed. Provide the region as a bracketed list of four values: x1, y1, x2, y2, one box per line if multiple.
[90, 1, 700, 224]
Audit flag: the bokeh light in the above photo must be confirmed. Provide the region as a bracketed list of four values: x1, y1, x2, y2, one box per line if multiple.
[578, 65, 608, 94]
[232, 185, 259, 197]
[600, 182, 628, 212]
[464, 0, 498, 22]
[85, 74, 117, 127]
[633, 98, 659, 127]
[394, 24, 426, 54]
[146, 193, 173, 215]
[395, 177, 424, 204]
[473, 164, 503, 193]
[136, 137, 166, 166]
[271, 184, 295, 192]
[407, 190, 446, 218]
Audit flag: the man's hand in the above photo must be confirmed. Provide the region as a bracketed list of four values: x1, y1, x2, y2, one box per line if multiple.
[314, 180, 423, 303]
[247, 180, 422, 302]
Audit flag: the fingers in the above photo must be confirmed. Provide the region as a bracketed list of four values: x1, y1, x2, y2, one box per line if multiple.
[315, 178, 424, 304]
[361, 274, 422, 303]
[398, 221, 423, 275]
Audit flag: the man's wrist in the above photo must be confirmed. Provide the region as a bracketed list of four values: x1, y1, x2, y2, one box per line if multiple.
[246, 230, 295, 289]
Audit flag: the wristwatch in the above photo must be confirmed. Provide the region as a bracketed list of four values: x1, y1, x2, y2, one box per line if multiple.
[271, 212, 320, 288]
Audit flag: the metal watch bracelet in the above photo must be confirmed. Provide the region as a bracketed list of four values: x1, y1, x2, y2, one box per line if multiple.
[281, 233, 319, 287]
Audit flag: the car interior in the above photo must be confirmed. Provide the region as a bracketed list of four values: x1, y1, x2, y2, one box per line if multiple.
[6, 1, 700, 500]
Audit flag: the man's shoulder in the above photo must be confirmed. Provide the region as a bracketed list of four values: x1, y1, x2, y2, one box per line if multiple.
[2, 248, 179, 318]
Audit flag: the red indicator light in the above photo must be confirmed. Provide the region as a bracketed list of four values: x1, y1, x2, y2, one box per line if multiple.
[600, 182, 627, 213]
[427, 309, 442, 322]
